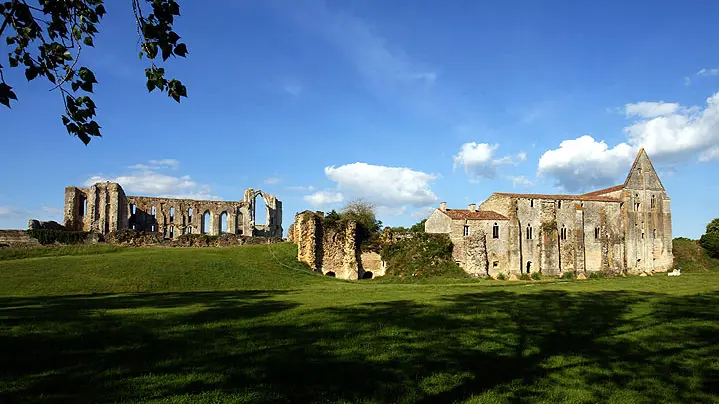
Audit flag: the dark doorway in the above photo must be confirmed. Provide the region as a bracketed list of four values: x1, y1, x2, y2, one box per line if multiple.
[362, 271, 374, 279]
[526, 261, 532, 274]
[325, 271, 336, 277]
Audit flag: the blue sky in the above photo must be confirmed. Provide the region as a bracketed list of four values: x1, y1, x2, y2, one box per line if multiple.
[1, 0, 719, 238]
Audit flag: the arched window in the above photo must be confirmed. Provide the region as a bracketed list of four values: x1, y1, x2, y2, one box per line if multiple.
[560, 225, 567, 241]
[526, 261, 532, 273]
[170, 207, 175, 222]
[526, 224, 533, 240]
[151, 206, 156, 217]
[651, 195, 656, 209]
[492, 223, 499, 239]
[220, 212, 228, 233]
[202, 211, 211, 234]
[130, 204, 136, 215]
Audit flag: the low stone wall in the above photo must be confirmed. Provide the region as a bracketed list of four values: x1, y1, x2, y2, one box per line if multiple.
[106, 229, 282, 247]
[0, 230, 40, 247]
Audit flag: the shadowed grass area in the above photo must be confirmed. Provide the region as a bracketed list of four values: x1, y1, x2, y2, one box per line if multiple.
[0, 243, 717, 403]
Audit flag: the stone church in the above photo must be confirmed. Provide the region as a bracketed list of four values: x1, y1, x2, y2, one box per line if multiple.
[425, 149, 672, 276]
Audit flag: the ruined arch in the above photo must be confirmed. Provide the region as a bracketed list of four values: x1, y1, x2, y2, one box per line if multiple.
[220, 211, 228, 233]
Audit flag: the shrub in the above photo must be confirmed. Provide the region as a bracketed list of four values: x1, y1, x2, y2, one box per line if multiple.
[519, 274, 531, 281]
[560, 271, 574, 280]
[588, 271, 605, 279]
[699, 232, 719, 259]
[380, 233, 466, 279]
[26, 229, 89, 245]
[496, 273, 506, 280]
[530, 272, 542, 280]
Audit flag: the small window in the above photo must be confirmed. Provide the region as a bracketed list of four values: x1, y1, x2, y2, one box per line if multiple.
[169, 225, 174, 239]
[151, 206, 156, 217]
[594, 227, 600, 239]
[80, 197, 87, 216]
[526, 225, 533, 240]
[558, 200, 562, 209]
[530, 199, 534, 208]
[634, 202, 640, 212]
[170, 207, 175, 222]
[463, 225, 470, 237]
[652, 229, 656, 239]
[641, 232, 645, 239]
[560, 225, 567, 241]
[492, 223, 499, 239]
[651, 195, 656, 209]
[493, 261, 499, 268]
[151, 224, 155, 232]
[130, 204, 136, 215]
[526, 261, 532, 273]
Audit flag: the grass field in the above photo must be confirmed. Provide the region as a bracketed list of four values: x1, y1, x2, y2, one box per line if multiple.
[0, 242, 717, 403]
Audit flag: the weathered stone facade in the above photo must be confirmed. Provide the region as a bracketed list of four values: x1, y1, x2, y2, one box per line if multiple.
[63, 182, 282, 239]
[293, 211, 385, 280]
[426, 149, 673, 276]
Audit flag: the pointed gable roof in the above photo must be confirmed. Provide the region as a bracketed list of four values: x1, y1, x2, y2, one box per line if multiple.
[623, 148, 665, 191]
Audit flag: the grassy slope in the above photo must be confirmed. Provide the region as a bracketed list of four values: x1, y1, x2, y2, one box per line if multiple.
[0, 242, 717, 403]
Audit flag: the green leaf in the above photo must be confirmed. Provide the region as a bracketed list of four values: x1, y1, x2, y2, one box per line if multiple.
[96, 4, 106, 17]
[83, 36, 94, 47]
[63, 51, 73, 60]
[0, 83, 17, 108]
[25, 67, 38, 81]
[174, 43, 188, 57]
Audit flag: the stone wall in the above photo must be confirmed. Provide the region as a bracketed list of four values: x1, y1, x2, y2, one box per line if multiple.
[0, 230, 40, 247]
[63, 182, 282, 239]
[292, 211, 385, 280]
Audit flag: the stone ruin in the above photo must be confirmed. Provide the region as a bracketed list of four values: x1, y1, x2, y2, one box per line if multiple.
[62, 181, 282, 239]
[291, 211, 385, 280]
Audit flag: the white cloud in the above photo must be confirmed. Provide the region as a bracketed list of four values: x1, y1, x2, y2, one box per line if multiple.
[264, 177, 281, 185]
[539, 91, 719, 191]
[699, 146, 719, 162]
[697, 67, 719, 77]
[508, 175, 534, 189]
[411, 206, 436, 220]
[537, 136, 636, 192]
[304, 190, 345, 207]
[85, 160, 220, 200]
[323, 162, 438, 208]
[623, 92, 719, 160]
[625, 102, 679, 118]
[453, 142, 526, 181]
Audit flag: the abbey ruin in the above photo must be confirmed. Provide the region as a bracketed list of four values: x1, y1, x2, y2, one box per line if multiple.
[426, 149, 673, 276]
[62, 182, 282, 239]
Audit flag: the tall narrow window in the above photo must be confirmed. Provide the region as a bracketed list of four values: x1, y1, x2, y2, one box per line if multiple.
[560, 225, 567, 241]
[651, 195, 656, 209]
[79, 197, 87, 216]
[530, 199, 534, 208]
[492, 223, 499, 239]
[151, 206, 156, 217]
[463, 225, 470, 237]
[169, 225, 174, 239]
[635, 202, 640, 211]
[557, 200, 562, 209]
[595, 227, 600, 239]
[170, 207, 175, 222]
[130, 204, 136, 215]
[526, 225, 533, 240]
[652, 229, 656, 239]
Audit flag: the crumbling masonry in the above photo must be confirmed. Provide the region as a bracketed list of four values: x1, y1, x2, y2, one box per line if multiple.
[63, 182, 282, 238]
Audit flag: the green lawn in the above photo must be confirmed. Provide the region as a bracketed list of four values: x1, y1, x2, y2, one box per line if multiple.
[0, 243, 717, 403]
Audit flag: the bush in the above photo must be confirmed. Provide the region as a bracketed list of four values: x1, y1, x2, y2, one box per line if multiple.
[699, 232, 719, 259]
[588, 271, 605, 279]
[380, 233, 466, 279]
[560, 271, 574, 280]
[26, 229, 89, 245]
[530, 272, 542, 280]
[519, 274, 531, 281]
[496, 273, 506, 280]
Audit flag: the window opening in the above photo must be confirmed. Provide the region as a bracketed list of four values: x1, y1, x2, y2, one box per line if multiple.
[492, 223, 499, 239]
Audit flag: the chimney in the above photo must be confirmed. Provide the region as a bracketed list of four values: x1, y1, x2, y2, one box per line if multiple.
[440, 202, 447, 211]
[468, 203, 476, 212]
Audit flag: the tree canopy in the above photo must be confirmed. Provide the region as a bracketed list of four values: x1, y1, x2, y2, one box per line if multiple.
[1, 0, 187, 144]
[699, 218, 719, 259]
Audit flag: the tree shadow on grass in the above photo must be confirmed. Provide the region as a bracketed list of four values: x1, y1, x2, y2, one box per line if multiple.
[0, 290, 717, 403]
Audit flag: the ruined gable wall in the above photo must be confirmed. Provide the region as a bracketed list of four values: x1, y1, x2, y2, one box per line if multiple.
[425, 209, 451, 234]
